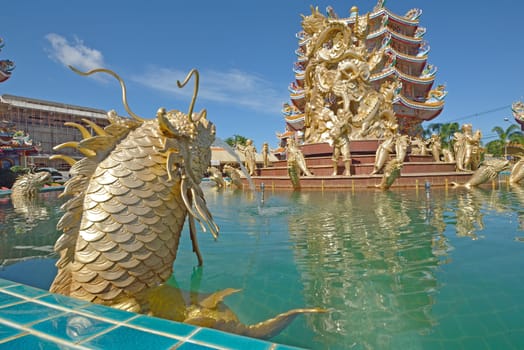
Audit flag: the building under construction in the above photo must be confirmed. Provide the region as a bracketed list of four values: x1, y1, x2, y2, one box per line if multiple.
[0, 94, 109, 170]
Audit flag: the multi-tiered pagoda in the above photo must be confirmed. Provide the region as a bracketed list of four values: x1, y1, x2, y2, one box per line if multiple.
[0, 37, 15, 83]
[278, 1, 446, 150]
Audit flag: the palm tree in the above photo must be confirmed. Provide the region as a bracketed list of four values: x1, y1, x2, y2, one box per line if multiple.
[485, 124, 523, 157]
[224, 134, 248, 147]
[439, 122, 460, 149]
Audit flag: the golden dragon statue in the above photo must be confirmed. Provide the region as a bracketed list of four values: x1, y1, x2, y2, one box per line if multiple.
[11, 171, 51, 200]
[49, 66, 324, 339]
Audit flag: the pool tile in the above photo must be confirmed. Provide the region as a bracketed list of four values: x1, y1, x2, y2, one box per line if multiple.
[5, 283, 49, 298]
[0, 333, 81, 350]
[128, 314, 196, 337]
[78, 302, 136, 322]
[273, 344, 309, 350]
[191, 327, 272, 350]
[0, 290, 25, 307]
[0, 301, 64, 324]
[81, 325, 181, 349]
[0, 322, 24, 339]
[31, 313, 114, 343]
[37, 293, 91, 309]
[0, 279, 17, 288]
[176, 341, 221, 350]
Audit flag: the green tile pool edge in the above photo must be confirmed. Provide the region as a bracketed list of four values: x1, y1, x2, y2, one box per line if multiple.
[0, 278, 306, 350]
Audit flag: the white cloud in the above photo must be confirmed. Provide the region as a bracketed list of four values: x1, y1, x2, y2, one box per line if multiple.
[45, 33, 105, 72]
[133, 66, 285, 115]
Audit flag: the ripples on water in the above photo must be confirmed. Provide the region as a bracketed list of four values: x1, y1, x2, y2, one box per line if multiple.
[2, 186, 524, 349]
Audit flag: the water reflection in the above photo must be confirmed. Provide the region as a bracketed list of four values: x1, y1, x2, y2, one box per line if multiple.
[282, 186, 524, 349]
[287, 191, 441, 349]
[0, 192, 64, 267]
[1, 185, 524, 349]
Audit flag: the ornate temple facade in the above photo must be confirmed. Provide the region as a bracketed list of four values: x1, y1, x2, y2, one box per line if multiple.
[278, 1, 446, 151]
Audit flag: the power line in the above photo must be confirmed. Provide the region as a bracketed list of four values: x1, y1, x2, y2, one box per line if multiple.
[450, 104, 511, 123]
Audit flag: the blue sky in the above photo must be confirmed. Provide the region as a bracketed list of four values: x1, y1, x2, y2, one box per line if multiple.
[1, 0, 523, 149]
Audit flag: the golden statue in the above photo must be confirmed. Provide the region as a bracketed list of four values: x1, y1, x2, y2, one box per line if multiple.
[286, 138, 313, 188]
[376, 158, 403, 190]
[49, 66, 324, 339]
[428, 134, 442, 162]
[371, 123, 397, 175]
[223, 164, 243, 189]
[510, 157, 524, 184]
[395, 134, 409, 162]
[454, 124, 482, 171]
[452, 159, 510, 189]
[207, 166, 226, 188]
[237, 139, 257, 176]
[262, 142, 270, 168]
[11, 171, 51, 200]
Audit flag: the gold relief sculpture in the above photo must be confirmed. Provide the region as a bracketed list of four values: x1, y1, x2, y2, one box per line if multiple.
[49, 66, 323, 339]
[299, 6, 401, 150]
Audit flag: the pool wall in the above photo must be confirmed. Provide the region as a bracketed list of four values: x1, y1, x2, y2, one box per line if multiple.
[0, 278, 302, 350]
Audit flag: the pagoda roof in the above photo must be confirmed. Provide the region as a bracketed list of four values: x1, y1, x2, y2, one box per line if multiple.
[367, 27, 422, 46]
[394, 95, 444, 121]
[345, 7, 420, 27]
[383, 8, 421, 27]
[276, 130, 294, 139]
[388, 47, 428, 63]
[370, 67, 435, 86]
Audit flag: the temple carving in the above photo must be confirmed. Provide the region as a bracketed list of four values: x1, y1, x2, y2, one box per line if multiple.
[278, 2, 445, 150]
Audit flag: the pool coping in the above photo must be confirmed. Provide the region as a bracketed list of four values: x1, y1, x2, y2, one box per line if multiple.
[0, 278, 304, 350]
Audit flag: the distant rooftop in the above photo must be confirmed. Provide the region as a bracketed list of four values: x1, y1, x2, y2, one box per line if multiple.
[0, 94, 107, 119]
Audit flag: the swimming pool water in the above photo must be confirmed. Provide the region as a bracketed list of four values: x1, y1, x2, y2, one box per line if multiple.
[1, 185, 524, 349]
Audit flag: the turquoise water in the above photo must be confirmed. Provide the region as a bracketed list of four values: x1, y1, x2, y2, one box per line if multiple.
[1, 185, 524, 349]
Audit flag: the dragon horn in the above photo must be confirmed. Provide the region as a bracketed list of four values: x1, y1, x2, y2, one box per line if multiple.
[176, 68, 200, 123]
[69, 65, 144, 122]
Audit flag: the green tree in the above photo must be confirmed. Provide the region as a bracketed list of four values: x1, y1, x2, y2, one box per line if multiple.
[224, 134, 248, 147]
[423, 122, 459, 149]
[485, 124, 523, 157]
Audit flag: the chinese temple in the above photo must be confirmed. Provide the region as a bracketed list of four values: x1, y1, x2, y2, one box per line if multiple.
[0, 121, 40, 168]
[0, 37, 33, 168]
[279, 1, 446, 149]
[238, 2, 494, 190]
